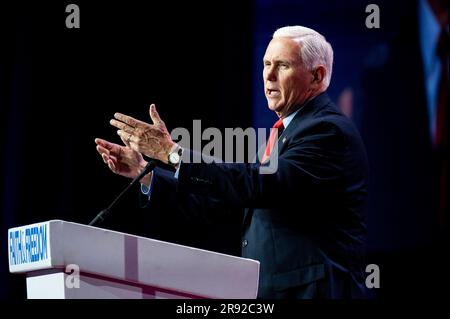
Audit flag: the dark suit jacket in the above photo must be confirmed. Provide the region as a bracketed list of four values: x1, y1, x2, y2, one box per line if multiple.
[144, 92, 369, 298]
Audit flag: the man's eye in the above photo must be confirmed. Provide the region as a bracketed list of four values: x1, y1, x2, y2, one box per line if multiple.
[279, 64, 289, 69]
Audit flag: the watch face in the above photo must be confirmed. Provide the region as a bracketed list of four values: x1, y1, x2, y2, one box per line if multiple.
[169, 152, 180, 164]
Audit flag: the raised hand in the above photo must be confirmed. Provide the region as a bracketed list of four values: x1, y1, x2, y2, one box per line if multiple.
[109, 104, 175, 163]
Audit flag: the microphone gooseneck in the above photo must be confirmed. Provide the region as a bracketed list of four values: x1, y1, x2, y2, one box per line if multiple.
[88, 161, 156, 226]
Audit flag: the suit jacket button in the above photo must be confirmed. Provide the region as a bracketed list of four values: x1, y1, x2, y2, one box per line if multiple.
[242, 239, 248, 248]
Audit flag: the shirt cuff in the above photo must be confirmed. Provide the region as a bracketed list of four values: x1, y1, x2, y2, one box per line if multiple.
[140, 170, 156, 200]
[174, 165, 181, 179]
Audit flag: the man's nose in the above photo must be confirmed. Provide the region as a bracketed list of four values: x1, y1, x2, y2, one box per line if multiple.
[265, 66, 277, 81]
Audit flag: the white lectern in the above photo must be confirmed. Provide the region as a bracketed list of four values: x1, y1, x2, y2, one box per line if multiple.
[8, 220, 259, 299]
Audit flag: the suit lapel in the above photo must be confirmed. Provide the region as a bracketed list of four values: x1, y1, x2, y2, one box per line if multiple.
[276, 93, 328, 155]
[242, 93, 331, 226]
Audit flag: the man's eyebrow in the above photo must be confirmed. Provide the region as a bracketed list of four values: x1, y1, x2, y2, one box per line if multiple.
[263, 59, 292, 64]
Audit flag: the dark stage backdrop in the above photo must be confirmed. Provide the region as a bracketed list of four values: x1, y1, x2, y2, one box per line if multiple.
[0, 1, 253, 299]
[1, 0, 447, 300]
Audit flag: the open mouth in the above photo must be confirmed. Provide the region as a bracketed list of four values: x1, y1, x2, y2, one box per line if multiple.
[267, 89, 280, 97]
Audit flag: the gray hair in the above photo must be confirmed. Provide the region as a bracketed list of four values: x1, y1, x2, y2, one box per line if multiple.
[273, 26, 333, 88]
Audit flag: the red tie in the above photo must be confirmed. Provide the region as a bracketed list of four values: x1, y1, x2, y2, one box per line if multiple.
[261, 118, 284, 163]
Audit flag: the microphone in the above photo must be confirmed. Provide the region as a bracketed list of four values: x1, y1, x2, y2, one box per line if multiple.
[88, 160, 157, 226]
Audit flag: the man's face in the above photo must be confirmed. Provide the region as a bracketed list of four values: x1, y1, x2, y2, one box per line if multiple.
[263, 38, 314, 117]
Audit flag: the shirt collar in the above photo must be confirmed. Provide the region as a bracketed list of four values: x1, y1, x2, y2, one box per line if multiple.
[282, 107, 301, 129]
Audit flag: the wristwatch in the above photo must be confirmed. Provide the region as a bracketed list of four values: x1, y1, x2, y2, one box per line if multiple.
[168, 144, 183, 167]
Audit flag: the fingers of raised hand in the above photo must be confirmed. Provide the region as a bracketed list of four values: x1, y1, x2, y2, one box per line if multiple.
[117, 130, 136, 144]
[110, 119, 136, 134]
[113, 113, 147, 129]
[149, 104, 163, 125]
[118, 132, 131, 147]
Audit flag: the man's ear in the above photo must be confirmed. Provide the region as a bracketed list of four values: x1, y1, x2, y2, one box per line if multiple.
[312, 65, 326, 84]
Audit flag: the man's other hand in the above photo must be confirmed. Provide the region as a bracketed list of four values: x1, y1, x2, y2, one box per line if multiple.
[94, 137, 151, 186]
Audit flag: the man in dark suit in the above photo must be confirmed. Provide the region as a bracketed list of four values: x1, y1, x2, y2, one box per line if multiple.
[95, 26, 369, 298]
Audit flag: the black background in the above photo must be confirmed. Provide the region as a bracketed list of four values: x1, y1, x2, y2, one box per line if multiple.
[1, 0, 253, 299]
[1, 0, 448, 302]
